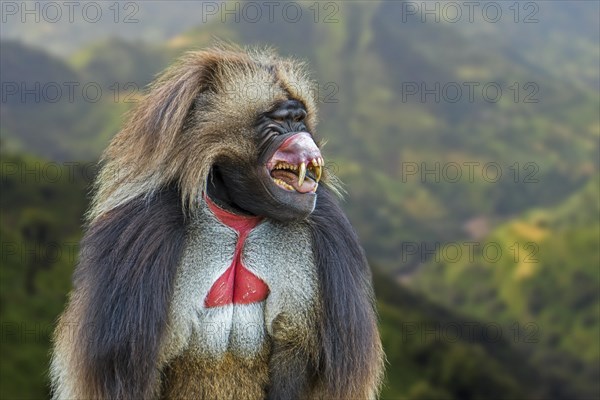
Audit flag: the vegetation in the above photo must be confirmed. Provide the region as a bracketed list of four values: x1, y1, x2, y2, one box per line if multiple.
[413, 178, 600, 399]
[0, 156, 570, 399]
[0, 153, 91, 398]
[1, 1, 598, 398]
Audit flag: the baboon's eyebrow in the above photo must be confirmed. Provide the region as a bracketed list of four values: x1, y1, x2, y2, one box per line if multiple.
[267, 99, 306, 114]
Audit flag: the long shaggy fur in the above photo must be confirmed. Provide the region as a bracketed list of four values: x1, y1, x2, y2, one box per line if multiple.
[51, 44, 382, 399]
[89, 44, 329, 222]
[308, 188, 384, 398]
[51, 187, 185, 398]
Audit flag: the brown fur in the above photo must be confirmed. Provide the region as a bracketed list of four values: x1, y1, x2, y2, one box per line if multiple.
[51, 44, 382, 400]
[161, 346, 271, 400]
[88, 44, 334, 222]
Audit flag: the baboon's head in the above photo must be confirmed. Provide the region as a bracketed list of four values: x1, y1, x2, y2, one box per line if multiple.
[92, 44, 338, 222]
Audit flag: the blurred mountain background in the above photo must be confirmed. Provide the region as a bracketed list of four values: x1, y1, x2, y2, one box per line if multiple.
[1, 1, 598, 399]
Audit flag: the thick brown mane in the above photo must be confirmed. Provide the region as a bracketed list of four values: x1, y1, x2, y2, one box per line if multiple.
[51, 44, 382, 400]
[89, 44, 326, 222]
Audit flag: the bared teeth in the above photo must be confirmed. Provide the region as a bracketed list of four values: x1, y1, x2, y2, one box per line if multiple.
[310, 158, 323, 182]
[273, 178, 294, 191]
[275, 162, 294, 170]
[298, 162, 306, 187]
[276, 162, 297, 171]
[273, 159, 323, 184]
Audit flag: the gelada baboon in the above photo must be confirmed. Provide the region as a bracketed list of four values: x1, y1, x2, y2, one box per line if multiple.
[51, 44, 384, 399]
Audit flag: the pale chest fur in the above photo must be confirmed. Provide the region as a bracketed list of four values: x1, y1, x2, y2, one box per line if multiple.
[160, 201, 318, 364]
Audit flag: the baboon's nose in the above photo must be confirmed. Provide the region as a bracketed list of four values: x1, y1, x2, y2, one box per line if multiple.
[272, 132, 322, 166]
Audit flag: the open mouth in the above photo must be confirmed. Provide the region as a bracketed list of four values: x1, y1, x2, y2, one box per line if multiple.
[270, 158, 323, 193]
[266, 131, 323, 194]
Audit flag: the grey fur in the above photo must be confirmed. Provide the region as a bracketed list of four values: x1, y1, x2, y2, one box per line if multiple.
[160, 199, 317, 364]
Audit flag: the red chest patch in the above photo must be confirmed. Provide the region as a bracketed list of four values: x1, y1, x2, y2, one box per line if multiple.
[204, 197, 270, 308]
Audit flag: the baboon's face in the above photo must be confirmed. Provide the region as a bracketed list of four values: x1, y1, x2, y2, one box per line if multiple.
[208, 99, 323, 221]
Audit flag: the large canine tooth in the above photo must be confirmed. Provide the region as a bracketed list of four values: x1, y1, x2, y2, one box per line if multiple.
[315, 164, 322, 182]
[298, 162, 306, 186]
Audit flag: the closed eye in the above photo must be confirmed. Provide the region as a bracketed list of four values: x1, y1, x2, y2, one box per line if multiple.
[294, 109, 307, 122]
[266, 123, 284, 133]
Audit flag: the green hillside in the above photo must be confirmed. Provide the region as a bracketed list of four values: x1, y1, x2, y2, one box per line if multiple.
[2, 2, 598, 273]
[0, 41, 131, 161]
[69, 36, 172, 89]
[1, 153, 569, 400]
[375, 270, 550, 400]
[0, 152, 92, 398]
[413, 177, 600, 398]
[1, 2, 598, 398]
